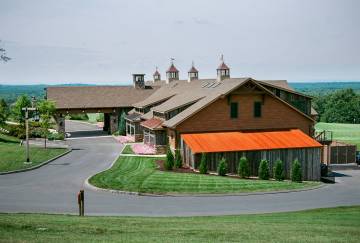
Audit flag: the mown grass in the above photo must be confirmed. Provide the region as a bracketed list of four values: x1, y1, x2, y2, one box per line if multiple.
[0, 133, 68, 172]
[89, 156, 320, 194]
[0, 206, 359, 242]
[315, 122, 360, 149]
[121, 145, 134, 154]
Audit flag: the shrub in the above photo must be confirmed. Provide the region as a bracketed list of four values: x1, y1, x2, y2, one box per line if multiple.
[273, 159, 285, 181]
[69, 113, 88, 120]
[217, 157, 227, 176]
[237, 156, 250, 178]
[174, 149, 182, 168]
[164, 146, 174, 170]
[48, 132, 65, 141]
[291, 159, 302, 182]
[96, 113, 104, 122]
[199, 153, 207, 174]
[258, 159, 270, 180]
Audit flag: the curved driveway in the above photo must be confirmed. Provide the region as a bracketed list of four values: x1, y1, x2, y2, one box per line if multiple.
[0, 121, 360, 216]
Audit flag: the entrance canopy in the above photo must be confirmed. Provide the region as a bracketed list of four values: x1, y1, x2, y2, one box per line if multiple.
[181, 129, 322, 154]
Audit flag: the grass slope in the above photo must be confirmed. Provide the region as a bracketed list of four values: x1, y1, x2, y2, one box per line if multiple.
[315, 122, 360, 149]
[121, 145, 134, 154]
[0, 206, 359, 242]
[89, 156, 319, 194]
[0, 133, 68, 172]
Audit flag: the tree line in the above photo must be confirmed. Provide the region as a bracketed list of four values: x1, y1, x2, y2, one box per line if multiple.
[0, 95, 58, 148]
[312, 88, 360, 123]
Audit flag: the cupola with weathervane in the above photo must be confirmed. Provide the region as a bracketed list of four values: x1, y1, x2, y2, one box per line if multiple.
[153, 67, 161, 82]
[188, 61, 199, 82]
[166, 58, 179, 83]
[217, 55, 230, 81]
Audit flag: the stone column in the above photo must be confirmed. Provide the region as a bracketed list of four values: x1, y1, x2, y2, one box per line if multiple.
[103, 113, 110, 132]
[110, 112, 119, 134]
[54, 113, 65, 134]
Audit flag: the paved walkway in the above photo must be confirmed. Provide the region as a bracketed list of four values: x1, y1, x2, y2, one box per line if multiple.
[0, 120, 360, 216]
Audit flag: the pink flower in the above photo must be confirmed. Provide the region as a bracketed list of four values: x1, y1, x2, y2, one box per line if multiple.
[114, 135, 135, 144]
[131, 143, 155, 155]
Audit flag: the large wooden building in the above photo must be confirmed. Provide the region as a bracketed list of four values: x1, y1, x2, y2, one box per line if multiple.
[47, 58, 322, 180]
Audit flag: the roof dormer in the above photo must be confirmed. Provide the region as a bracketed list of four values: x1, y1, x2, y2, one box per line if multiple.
[217, 55, 230, 81]
[166, 58, 179, 83]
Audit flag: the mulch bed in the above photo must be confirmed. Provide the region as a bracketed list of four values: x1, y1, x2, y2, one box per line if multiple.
[155, 160, 196, 174]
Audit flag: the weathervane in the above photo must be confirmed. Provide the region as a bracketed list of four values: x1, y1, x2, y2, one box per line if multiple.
[170, 58, 175, 64]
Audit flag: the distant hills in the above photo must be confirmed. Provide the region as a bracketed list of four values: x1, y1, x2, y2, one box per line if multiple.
[0, 81, 359, 104]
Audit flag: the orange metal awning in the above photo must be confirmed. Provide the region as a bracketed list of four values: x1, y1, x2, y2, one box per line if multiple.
[181, 129, 322, 154]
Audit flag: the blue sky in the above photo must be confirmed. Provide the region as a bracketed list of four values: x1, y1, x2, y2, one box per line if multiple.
[0, 0, 359, 85]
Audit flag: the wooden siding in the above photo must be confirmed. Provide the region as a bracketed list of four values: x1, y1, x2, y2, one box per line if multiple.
[181, 139, 321, 181]
[177, 87, 314, 136]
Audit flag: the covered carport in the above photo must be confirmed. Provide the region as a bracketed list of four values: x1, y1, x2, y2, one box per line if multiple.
[45, 85, 157, 135]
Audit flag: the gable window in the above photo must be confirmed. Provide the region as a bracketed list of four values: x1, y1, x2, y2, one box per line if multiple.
[230, 102, 238, 118]
[254, 101, 262, 118]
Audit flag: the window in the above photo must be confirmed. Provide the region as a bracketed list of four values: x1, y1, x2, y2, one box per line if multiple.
[254, 101, 262, 118]
[230, 102, 238, 118]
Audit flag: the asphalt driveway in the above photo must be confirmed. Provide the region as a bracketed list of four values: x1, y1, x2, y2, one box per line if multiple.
[0, 120, 360, 216]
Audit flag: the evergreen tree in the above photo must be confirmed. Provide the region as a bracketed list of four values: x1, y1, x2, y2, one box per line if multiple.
[174, 149, 182, 168]
[258, 159, 270, 180]
[291, 159, 302, 182]
[273, 159, 285, 181]
[164, 146, 174, 170]
[0, 98, 9, 126]
[217, 157, 227, 176]
[199, 153, 207, 174]
[118, 111, 126, 135]
[237, 156, 250, 178]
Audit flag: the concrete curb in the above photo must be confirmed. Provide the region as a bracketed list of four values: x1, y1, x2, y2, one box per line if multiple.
[84, 149, 326, 197]
[0, 148, 72, 175]
[84, 145, 141, 195]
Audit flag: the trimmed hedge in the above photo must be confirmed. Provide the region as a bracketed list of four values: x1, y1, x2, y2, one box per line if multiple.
[217, 158, 227, 176]
[199, 153, 207, 174]
[238, 156, 250, 178]
[291, 159, 302, 182]
[258, 159, 270, 180]
[164, 146, 174, 170]
[273, 159, 285, 181]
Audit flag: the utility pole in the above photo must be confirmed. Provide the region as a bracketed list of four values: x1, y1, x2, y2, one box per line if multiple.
[22, 107, 37, 163]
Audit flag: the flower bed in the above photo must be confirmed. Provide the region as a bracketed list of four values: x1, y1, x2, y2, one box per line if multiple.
[114, 135, 134, 144]
[131, 143, 155, 155]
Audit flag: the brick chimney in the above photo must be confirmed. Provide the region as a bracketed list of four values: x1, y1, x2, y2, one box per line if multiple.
[133, 74, 145, 89]
[217, 55, 230, 81]
[166, 58, 179, 83]
[188, 61, 198, 82]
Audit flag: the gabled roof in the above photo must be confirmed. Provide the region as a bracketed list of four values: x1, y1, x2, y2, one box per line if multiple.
[141, 118, 164, 130]
[181, 129, 322, 153]
[125, 112, 142, 122]
[47, 86, 158, 110]
[163, 78, 314, 128]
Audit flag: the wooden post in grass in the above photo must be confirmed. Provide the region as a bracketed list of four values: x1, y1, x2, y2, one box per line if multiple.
[78, 190, 85, 216]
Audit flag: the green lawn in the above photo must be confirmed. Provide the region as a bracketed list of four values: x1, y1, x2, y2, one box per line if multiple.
[0, 133, 69, 172]
[89, 156, 320, 194]
[315, 122, 360, 149]
[122, 145, 134, 154]
[0, 206, 359, 242]
[87, 113, 101, 124]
